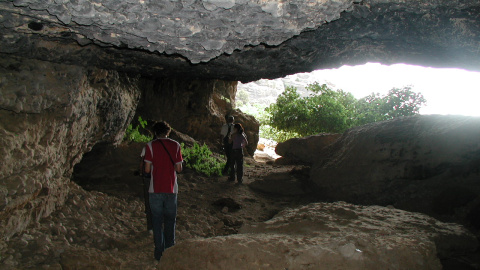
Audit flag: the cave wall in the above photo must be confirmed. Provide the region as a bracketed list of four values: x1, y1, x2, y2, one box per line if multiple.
[136, 77, 259, 156]
[0, 55, 140, 240]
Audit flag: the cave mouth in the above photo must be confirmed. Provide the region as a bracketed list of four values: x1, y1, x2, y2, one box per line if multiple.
[1, 0, 479, 267]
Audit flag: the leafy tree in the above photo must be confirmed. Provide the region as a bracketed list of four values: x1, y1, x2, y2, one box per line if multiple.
[355, 86, 426, 125]
[265, 84, 426, 141]
[266, 83, 357, 136]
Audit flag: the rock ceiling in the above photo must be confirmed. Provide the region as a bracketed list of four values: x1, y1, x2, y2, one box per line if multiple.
[1, 0, 479, 82]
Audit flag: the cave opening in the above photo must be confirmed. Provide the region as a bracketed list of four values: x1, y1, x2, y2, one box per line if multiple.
[2, 0, 480, 268]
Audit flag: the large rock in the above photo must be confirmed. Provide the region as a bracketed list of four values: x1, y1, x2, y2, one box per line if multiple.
[309, 115, 480, 227]
[0, 55, 140, 240]
[275, 133, 341, 164]
[160, 202, 477, 269]
[0, 1, 479, 81]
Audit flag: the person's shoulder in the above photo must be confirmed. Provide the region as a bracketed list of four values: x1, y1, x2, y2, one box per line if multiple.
[165, 138, 181, 146]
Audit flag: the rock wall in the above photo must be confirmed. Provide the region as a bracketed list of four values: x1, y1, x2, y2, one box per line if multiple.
[308, 115, 480, 227]
[136, 77, 259, 156]
[160, 202, 477, 269]
[0, 55, 140, 240]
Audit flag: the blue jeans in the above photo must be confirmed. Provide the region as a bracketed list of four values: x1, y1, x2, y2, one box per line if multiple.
[149, 193, 177, 260]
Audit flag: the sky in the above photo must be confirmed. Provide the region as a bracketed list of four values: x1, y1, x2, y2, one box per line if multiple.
[305, 63, 480, 117]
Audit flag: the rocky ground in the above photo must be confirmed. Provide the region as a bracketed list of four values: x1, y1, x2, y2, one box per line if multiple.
[1, 141, 479, 269]
[0, 142, 317, 269]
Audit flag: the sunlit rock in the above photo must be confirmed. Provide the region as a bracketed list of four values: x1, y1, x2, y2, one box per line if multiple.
[160, 202, 477, 269]
[275, 133, 341, 164]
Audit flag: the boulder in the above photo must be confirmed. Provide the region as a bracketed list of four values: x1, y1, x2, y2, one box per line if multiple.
[160, 202, 477, 269]
[309, 115, 480, 227]
[275, 133, 341, 164]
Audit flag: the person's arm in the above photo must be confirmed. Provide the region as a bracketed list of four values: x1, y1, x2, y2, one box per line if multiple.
[144, 162, 152, 174]
[175, 162, 182, 173]
[242, 133, 248, 147]
[174, 145, 183, 173]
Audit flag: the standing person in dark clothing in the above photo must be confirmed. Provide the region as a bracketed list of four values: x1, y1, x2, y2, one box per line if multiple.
[143, 121, 183, 261]
[220, 115, 235, 175]
[228, 123, 248, 184]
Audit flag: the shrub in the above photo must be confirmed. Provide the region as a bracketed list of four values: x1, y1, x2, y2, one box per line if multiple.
[181, 143, 225, 176]
[124, 116, 153, 143]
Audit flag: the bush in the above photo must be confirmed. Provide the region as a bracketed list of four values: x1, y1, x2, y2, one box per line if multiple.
[124, 116, 153, 143]
[181, 143, 225, 176]
[265, 84, 427, 138]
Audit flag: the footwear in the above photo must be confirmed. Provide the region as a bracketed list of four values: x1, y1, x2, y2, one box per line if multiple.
[228, 178, 235, 182]
[154, 251, 162, 261]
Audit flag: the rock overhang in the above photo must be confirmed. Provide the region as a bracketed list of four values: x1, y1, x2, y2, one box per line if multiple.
[0, 0, 479, 82]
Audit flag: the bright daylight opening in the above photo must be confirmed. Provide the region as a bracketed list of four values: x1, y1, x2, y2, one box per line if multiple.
[239, 63, 480, 157]
[238, 62, 480, 117]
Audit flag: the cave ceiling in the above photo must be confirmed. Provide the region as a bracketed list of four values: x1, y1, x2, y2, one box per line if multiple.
[1, 0, 479, 82]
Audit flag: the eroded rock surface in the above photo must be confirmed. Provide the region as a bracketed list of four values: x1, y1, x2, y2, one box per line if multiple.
[135, 78, 259, 155]
[275, 133, 341, 164]
[0, 0, 479, 81]
[0, 55, 140, 240]
[160, 202, 477, 269]
[308, 115, 480, 227]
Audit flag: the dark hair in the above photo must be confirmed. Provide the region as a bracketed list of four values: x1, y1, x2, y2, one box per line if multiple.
[152, 121, 171, 137]
[227, 115, 234, 123]
[234, 123, 244, 133]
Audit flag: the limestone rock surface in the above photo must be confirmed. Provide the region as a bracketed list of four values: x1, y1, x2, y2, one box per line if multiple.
[136, 78, 259, 156]
[0, 55, 140, 240]
[308, 115, 480, 228]
[275, 133, 341, 164]
[160, 202, 477, 269]
[0, 0, 479, 81]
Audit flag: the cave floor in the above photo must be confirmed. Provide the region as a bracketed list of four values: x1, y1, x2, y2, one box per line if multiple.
[2, 148, 319, 269]
[3, 143, 480, 269]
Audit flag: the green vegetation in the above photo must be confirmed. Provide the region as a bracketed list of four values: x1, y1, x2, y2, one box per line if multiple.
[181, 143, 225, 176]
[124, 116, 153, 143]
[355, 87, 427, 125]
[266, 83, 357, 136]
[238, 83, 426, 142]
[236, 89, 250, 107]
